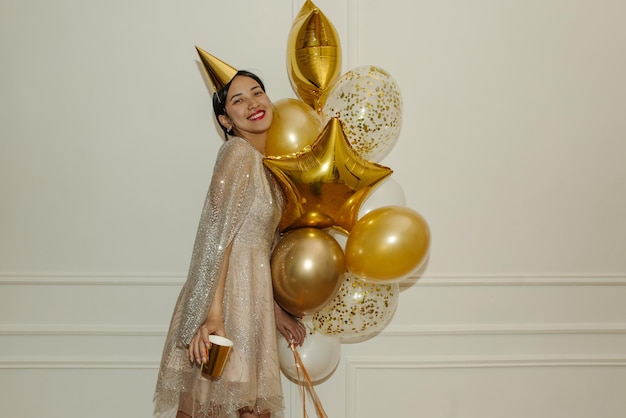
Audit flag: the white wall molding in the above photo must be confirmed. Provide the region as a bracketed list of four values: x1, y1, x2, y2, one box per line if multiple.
[0, 359, 158, 370]
[2, 273, 625, 286]
[382, 322, 626, 336]
[2, 322, 625, 337]
[403, 274, 626, 287]
[345, 355, 626, 417]
[346, 354, 626, 371]
[0, 324, 166, 336]
[0, 273, 184, 286]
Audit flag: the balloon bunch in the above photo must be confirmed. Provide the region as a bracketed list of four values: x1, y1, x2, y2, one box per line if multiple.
[265, 0, 431, 385]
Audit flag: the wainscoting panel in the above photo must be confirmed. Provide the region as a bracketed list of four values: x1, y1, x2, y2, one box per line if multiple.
[344, 356, 626, 418]
[0, 368, 158, 417]
[3, 274, 624, 417]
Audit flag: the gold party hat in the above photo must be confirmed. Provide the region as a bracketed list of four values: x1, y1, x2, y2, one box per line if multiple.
[195, 46, 238, 92]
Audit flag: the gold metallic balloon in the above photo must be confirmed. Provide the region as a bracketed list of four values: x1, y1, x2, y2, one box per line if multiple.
[321, 65, 402, 162]
[287, 211, 335, 230]
[345, 206, 430, 282]
[287, 0, 342, 112]
[313, 272, 399, 343]
[271, 228, 346, 316]
[266, 98, 322, 157]
[263, 118, 392, 233]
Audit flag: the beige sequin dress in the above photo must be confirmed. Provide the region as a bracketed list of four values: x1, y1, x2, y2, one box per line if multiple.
[154, 137, 285, 417]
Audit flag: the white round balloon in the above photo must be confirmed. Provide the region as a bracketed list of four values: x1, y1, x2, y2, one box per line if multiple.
[325, 227, 348, 251]
[277, 327, 341, 384]
[359, 176, 406, 219]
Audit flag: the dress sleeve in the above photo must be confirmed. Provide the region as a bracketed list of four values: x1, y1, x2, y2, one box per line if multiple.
[177, 138, 257, 345]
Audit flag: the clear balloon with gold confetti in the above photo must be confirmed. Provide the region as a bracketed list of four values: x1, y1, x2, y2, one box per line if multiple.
[312, 272, 399, 343]
[321, 65, 403, 162]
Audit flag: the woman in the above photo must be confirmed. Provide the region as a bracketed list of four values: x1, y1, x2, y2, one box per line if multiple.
[154, 70, 307, 418]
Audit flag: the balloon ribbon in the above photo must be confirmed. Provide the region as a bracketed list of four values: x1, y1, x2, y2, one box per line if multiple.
[290, 342, 328, 418]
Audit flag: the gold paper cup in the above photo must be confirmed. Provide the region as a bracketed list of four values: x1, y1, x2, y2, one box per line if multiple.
[201, 335, 233, 378]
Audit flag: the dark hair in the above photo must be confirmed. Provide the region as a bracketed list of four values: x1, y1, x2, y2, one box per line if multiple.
[212, 70, 266, 140]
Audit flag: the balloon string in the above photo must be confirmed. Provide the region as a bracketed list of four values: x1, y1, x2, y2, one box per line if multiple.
[290, 343, 328, 418]
[291, 342, 308, 418]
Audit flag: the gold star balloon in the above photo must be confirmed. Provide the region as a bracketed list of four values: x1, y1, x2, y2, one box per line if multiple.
[264, 117, 392, 233]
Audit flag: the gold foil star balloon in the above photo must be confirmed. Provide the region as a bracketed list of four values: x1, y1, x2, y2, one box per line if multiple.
[195, 46, 238, 92]
[263, 117, 392, 233]
[287, 0, 342, 113]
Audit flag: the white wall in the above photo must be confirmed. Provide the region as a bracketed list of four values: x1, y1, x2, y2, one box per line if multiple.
[1, 1, 625, 417]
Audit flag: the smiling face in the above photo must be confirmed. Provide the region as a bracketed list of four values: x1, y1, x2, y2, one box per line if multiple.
[218, 75, 273, 146]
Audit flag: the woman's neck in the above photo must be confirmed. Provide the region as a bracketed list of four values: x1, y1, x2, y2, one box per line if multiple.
[240, 134, 267, 156]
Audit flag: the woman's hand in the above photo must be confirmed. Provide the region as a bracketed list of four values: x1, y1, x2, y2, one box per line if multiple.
[188, 316, 226, 365]
[189, 244, 230, 365]
[274, 301, 306, 347]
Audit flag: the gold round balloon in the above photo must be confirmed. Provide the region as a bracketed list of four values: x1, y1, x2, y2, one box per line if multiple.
[287, 1, 342, 112]
[266, 98, 322, 157]
[345, 206, 430, 282]
[271, 228, 346, 316]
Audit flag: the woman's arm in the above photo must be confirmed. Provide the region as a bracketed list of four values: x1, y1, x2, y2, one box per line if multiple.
[188, 243, 232, 365]
[274, 301, 306, 346]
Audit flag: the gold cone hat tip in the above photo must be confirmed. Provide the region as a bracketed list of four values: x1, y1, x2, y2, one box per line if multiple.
[195, 46, 238, 92]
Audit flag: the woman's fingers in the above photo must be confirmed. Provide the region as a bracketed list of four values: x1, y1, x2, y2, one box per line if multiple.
[293, 320, 306, 346]
[282, 317, 306, 346]
[274, 301, 308, 346]
[189, 337, 203, 365]
[188, 338, 197, 364]
[188, 326, 213, 365]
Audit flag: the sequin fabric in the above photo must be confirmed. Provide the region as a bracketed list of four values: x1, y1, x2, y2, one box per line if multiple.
[154, 137, 285, 417]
